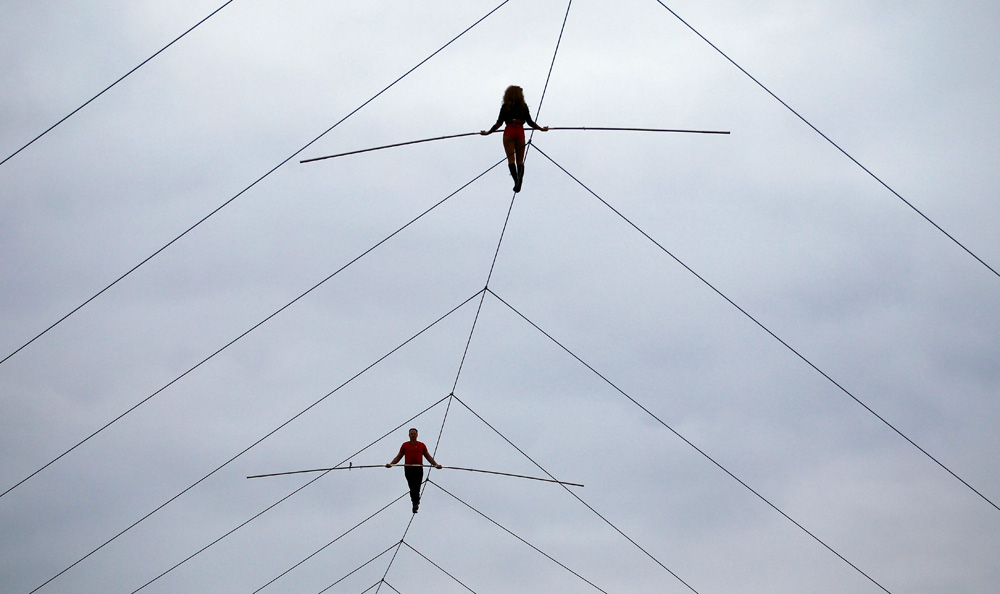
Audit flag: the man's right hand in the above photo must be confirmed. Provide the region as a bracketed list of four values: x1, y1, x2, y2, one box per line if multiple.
[385, 464, 392, 468]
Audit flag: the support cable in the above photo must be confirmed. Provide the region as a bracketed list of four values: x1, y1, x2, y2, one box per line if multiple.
[252, 492, 408, 594]
[0, 0, 512, 370]
[533, 143, 999, 514]
[428, 480, 609, 594]
[381, 581, 404, 594]
[2, 159, 501, 501]
[449, 193, 517, 394]
[450, 394, 700, 594]
[312, 541, 400, 594]
[373, 516, 416, 594]
[0, 1, 238, 168]
[400, 541, 479, 594]
[486, 288, 894, 593]
[650, 0, 999, 279]
[534, 0, 573, 124]
[31, 295, 469, 594]
[449, 0, 572, 396]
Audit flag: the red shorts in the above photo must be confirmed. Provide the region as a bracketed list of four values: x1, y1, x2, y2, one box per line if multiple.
[503, 122, 525, 141]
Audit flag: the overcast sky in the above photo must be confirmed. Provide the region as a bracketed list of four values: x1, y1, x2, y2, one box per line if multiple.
[2, 1, 999, 593]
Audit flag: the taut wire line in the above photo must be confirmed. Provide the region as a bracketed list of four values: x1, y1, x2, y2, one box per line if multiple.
[400, 541, 480, 594]
[300, 126, 728, 163]
[485, 287, 895, 594]
[313, 541, 400, 594]
[448, 394, 701, 594]
[429, 480, 609, 594]
[0, 0, 512, 370]
[449, 0, 573, 397]
[533, 143, 999, 515]
[650, 0, 999, 280]
[371, 6, 579, 594]
[0, 1, 238, 168]
[252, 493, 409, 594]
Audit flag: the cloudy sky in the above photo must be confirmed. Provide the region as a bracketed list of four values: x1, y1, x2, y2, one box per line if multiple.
[2, 1, 998, 592]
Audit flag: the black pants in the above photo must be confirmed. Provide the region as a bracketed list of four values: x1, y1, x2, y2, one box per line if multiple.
[404, 466, 423, 505]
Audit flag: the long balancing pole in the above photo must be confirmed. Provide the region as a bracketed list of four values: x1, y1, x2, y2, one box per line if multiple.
[247, 464, 583, 487]
[300, 126, 729, 163]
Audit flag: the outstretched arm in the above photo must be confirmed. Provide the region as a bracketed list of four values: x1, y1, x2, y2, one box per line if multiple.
[524, 112, 547, 131]
[481, 107, 505, 135]
[423, 451, 442, 469]
[480, 122, 501, 135]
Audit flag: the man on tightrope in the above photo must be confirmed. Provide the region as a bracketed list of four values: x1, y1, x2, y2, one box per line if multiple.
[386, 428, 441, 513]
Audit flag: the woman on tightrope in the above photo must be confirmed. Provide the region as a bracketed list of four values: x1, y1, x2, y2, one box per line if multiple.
[481, 85, 548, 193]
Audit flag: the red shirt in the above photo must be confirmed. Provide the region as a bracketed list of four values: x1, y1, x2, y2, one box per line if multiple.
[398, 440, 429, 465]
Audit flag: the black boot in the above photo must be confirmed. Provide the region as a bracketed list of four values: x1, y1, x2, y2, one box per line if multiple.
[515, 163, 524, 193]
[508, 163, 518, 191]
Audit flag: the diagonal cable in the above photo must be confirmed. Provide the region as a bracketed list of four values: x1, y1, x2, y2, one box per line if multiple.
[313, 541, 400, 594]
[374, 515, 416, 594]
[533, 143, 998, 515]
[253, 492, 408, 593]
[2, 160, 501, 501]
[0, 0, 512, 369]
[0, 1, 238, 168]
[486, 288, 894, 593]
[650, 0, 999, 279]
[449, 394, 700, 594]
[400, 541, 478, 594]
[428, 480, 608, 593]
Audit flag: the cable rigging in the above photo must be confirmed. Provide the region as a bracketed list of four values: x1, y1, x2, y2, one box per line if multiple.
[17, 2, 980, 592]
[367, 5, 582, 594]
[0, 0, 512, 370]
[2, 159, 501, 502]
[450, 393, 703, 594]
[399, 541, 480, 594]
[28, 293, 474, 593]
[532, 144, 999, 515]
[252, 493, 408, 593]
[485, 287, 895, 594]
[428, 480, 610, 594]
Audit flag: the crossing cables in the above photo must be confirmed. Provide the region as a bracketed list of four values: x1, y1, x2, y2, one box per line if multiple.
[0, 0, 514, 370]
